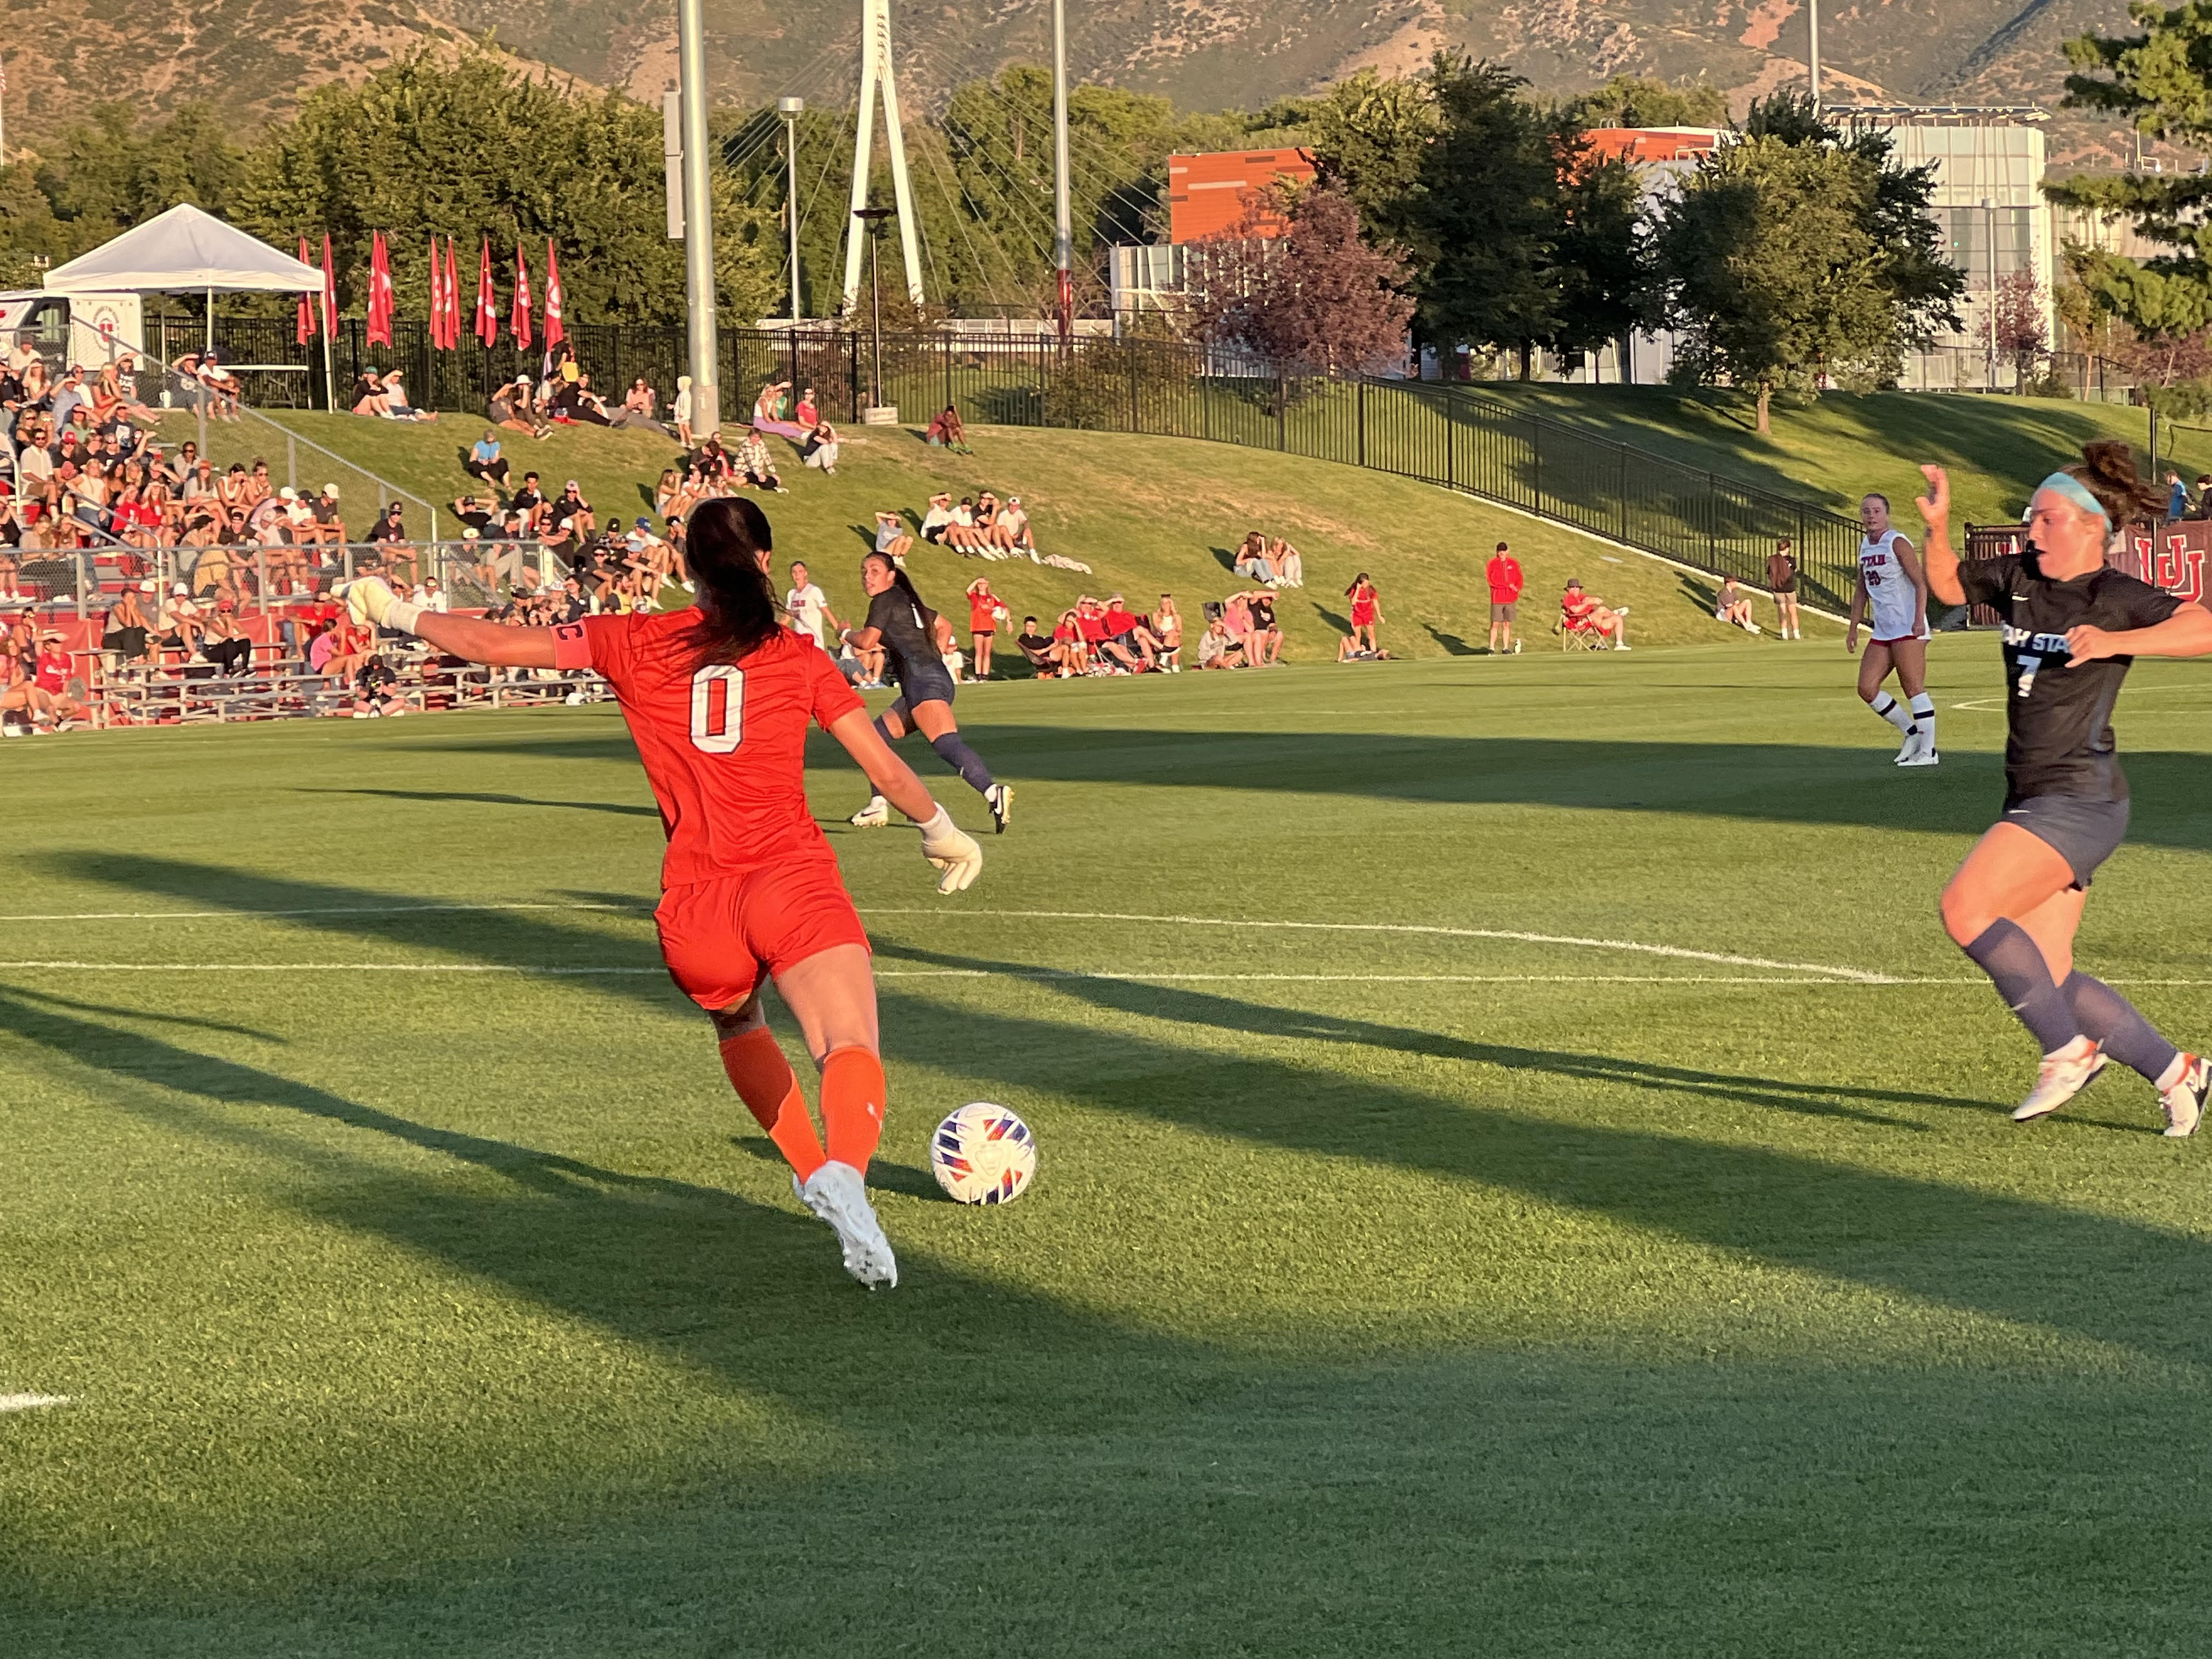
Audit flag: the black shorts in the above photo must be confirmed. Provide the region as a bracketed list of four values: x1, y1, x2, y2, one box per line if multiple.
[2003, 794, 2130, 890]
[890, 662, 957, 716]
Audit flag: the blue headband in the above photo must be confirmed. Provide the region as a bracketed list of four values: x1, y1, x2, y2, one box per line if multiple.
[2036, 471, 2109, 525]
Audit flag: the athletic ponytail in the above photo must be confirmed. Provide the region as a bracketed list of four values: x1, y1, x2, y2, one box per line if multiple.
[865, 551, 940, 639]
[2067, 439, 2164, 529]
[681, 496, 781, 669]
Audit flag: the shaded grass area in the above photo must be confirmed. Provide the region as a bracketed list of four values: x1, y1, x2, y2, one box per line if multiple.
[1475, 382, 2201, 530]
[5, 645, 2212, 1654]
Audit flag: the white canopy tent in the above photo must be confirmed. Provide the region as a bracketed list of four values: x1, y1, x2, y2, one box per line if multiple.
[43, 203, 331, 405]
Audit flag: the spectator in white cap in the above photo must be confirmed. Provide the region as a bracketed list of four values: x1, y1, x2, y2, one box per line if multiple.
[155, 581, 204, 656]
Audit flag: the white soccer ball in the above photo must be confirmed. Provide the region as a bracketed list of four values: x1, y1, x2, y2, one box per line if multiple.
[930, 1103, 1037, 1205]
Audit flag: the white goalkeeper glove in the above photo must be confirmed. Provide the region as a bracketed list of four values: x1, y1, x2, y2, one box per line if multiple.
[917, 805, 981, 894]
[336, 576, 423, 634]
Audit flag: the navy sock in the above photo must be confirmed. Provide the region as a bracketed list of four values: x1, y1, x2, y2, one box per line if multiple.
[929, 732, 996, 795]
[2062, 972, 2180, 1084]
[871, 713, 897, 746]
[1962, 920, 2083, 1054]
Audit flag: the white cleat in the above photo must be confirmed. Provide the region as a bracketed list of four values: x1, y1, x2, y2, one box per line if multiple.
[984, 782, 1013, 834]
[1898, 746, 1940, 767]
[796, 1161, 898, 1286]
[2160, 1054, 2210, 1138]
[849, 795, 890, 828]
[2013, 1039, 2107, 1122]
[1894, 729, 1924, 764]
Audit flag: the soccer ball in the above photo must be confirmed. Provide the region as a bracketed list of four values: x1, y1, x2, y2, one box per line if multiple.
[930, 1103, 1036, 1205]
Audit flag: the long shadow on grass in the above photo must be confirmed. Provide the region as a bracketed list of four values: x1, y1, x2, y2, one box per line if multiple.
[26, 854, 2212, 1373]
[303, 786, 660, 819]
[400, 726, 2212, 851]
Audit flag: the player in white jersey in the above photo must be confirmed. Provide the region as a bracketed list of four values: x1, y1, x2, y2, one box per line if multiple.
[1847, 492, 1938, 766]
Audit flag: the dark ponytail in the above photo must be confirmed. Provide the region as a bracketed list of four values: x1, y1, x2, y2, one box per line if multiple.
[865, 551, 940, 638]
[2067, 439, 2164, 528]
[681, 496, 781, 668]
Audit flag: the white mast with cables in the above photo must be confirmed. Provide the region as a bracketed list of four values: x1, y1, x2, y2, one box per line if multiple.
[842, 0, 926, 312]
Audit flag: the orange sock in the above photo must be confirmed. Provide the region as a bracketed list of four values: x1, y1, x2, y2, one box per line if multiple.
[718, 1026, 826, 1181]
[819, 1046, 887, 1174]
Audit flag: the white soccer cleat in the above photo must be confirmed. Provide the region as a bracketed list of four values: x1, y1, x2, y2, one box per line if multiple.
[2013, 1039, 2107, 1122]
[2160, 1054, 2210, 1138]
[795, 1160, 898, 1287]
[984, 782, 1013, 834]
[1898, 744, 1940, 768]
[849, 795, 890, 828]
[1894, 729, 1923, 763]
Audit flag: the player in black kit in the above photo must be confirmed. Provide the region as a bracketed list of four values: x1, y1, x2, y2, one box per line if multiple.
[843, 551, 1013, 833]
[1915, 444, 2212, 1132]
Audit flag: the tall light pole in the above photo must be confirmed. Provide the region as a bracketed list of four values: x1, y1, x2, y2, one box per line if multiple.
[1983, 196, 1997, 390]
[856, 205, 897, 419]
[1808, 0, 1821, 111]
[676, 0, 719, 436]
[778, 96, 805, 325]
[1051, 0, 1074, 342]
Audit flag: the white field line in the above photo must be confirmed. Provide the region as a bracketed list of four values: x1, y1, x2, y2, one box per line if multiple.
[0, 1394, 70, 1413]
[857, 908, 1901, 984]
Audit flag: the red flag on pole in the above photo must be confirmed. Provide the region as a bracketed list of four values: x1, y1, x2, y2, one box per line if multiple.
[320, 233, 338, 340]
[366, 232, 394, 348]
[543, 240, 565, 347]
[426, 237, 443, 348]
[475, 238, 498, 346]
[511, 244, 534, 353]
[297, 238, 317, 345]
[445, 240, 458, 348]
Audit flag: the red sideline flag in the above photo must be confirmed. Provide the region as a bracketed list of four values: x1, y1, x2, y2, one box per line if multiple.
[511, 243, 534, 353]
[366, 232, 395, 348]
[426, 237, 444, 348]
[320, 233, 338, 340]
[296, 237, 317, 344]
[543, 240, 565, 347]
[475, 238, 498, 346]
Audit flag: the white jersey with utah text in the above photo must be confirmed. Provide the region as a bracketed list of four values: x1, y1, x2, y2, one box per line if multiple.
[1859, 529, 1929, 642]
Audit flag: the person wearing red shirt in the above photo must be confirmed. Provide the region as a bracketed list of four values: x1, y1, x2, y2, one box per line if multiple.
[32, 633, 86, 726]
[965, 577, 1002, 679]
[1486, 541, 1525, 655]
[336, 498, 983, 1290]
[1561, 578, 1629, 650]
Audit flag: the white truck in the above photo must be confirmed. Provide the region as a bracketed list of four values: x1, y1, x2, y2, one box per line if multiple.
[0, 289, 146, 371]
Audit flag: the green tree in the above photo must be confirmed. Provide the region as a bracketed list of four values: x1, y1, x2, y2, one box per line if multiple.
[1303, 69, 1436, 247]
[1565, 75, 1729, 130]
[1551, 130, 1656, 362]
[1655, 135, 1897, 430]
[2045, 2, 2212, 415]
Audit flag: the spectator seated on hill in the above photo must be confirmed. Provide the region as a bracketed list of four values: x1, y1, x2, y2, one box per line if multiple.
[466, 431, 512, 488]
[874, 509, 913, 565]
[1050, 608, 1089, 676]
[1013, 614, 1062, 676]
[752, 379, 806, 442]
[992, 494, 1036, 558]
[1713, 576, 1760, 633]
[1197, 612, 1245, 670]
[925, 404, 973, 454]
[919, 492, 956, 545]
[732, 431, 786, 493]
[1101, 593, 1161, 672]
[1241, 589, 1282, 666]
[1560, 578, 1629, 651]
[489, 375, 552, 439]
[1233, 531, 1305, 589]
[800, 420, 840, 475]
[1150, 594, 1183, 670]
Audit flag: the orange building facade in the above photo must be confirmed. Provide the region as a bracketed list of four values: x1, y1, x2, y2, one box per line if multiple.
[1166, 149, 1319, 243]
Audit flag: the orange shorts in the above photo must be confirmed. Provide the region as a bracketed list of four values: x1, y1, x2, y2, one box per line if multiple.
[654, 856, 870, 1012]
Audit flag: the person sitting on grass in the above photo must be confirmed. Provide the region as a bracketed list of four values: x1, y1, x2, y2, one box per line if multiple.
[1013, 614, 1060, 676]
[1101, 594, 1159, 672]
[467, 431, 512, 488]
[1198, 613, 1245, 670]
[1561, 578, 1629, 651]
[874, 510, 914, 565]
[1052, 607, 1091, 676]
[733, 431, 785, 493]
[919, 493, 956, 547]
[1150, 594, 1183, 670]
[1714, 575, 1760, 633]
[1264, 536, 1304, 588]
[991, 494, 1036, 558]
[1233, 530, 1273, 585]
[800, 420, 840, 475]
[926, 404, 972, 453]
[943, 496, 990, 556]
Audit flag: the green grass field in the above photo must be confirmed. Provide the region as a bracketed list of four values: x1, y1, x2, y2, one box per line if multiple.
[7, 637, 2212, 1655]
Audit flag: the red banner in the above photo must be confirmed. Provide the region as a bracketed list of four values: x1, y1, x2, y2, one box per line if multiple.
[544, 240, 565, 347]
[475, 239, 497, 346]
[366, 231, 394, 348]
[296, 238, 317, 345]
[320, 233, 337, 340]
[511, 244, 534, 353]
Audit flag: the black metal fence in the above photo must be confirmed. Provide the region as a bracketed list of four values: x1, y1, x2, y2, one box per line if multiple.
[153, 318, 1864, 610]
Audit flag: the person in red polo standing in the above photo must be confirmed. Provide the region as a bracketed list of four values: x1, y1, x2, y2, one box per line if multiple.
[1486, 540, 1525, 655]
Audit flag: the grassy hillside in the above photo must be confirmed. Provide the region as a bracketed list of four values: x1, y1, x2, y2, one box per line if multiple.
[1476, 385, 2199, 533]
[177, 411, 1816, 661]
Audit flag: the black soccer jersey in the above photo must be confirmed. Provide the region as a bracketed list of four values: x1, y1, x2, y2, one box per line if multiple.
[1957, 549, 2183, 806]
[865, 588, 938, 687]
